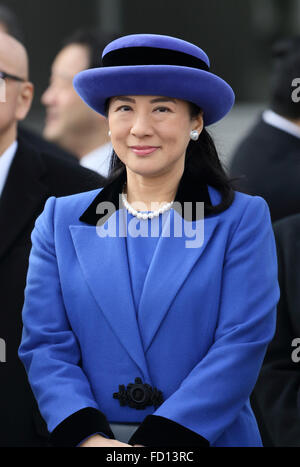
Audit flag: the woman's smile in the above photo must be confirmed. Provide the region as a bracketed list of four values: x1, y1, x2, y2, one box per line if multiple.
[129, 145, 160, 156]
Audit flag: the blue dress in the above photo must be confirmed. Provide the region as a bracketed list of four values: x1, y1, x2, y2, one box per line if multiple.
[125, 211, 165, 321]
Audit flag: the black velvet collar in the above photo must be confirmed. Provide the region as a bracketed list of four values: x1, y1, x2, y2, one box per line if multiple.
[79, 167, 212, 226]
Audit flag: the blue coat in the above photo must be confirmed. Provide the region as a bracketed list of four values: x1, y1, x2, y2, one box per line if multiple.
[18, 170, 279, 447]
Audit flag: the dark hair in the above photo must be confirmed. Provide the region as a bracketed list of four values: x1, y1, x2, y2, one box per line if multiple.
[106, 101, 235, 215]
[0, 4, 25, 43]
[61, 29, 120, 69]
[270, 36, 300, 119]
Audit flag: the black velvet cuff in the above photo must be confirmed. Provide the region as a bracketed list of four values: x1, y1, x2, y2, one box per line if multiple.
[129, 415, 210, 447]
[50, 407, 115, 447]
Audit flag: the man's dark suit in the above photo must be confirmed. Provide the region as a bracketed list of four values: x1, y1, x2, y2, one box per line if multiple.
[251, 213, 300, 446]
[18, 126, 78, 164]
[229, 117, 300, 222]
[0, 135, 105, 446]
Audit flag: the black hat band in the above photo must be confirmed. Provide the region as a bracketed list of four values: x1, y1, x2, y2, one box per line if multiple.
[102, 46, 210, 72]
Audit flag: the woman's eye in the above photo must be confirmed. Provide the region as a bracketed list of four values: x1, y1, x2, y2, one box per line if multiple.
[154, 107, 171, 113]
[117, 105, 132, 112]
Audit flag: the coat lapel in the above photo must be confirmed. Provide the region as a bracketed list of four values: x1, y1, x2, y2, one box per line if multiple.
[70, 215, 151, 381]
[0, 138, 49, 260]
[77, 166, 220, 367]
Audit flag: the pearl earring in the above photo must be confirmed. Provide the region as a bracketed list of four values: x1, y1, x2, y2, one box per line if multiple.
[108, 130, 111, 137]
[190, 130, 199, 141]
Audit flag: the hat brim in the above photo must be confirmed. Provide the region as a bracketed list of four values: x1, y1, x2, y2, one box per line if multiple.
[73, 65, 235, 126]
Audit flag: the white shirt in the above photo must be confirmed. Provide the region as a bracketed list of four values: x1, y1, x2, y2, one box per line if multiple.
[80, 143, 112, 177]
[0, 140, 18, 196]
[262, 110, 300, 139]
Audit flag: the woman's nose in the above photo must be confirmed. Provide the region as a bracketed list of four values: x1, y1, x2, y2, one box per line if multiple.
[130, 114, 153, 137]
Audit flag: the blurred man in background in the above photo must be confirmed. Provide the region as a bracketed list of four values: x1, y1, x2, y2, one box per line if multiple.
[230, 35, 300, 446]
[42, 30, 116, 177]
[230, 36, 300, 222]
[0, 2, 78, 163]
[0, 31, 105, 447]
[251, 212, 300, 447]
[0, 4, 24, 43]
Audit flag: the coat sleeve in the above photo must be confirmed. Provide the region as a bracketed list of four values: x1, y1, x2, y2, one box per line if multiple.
[130, 196, 280, 447]
[18, 196, 114, 447]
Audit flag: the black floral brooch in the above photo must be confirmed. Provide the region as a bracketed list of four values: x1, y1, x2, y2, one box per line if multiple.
[113, 377, 164, 410]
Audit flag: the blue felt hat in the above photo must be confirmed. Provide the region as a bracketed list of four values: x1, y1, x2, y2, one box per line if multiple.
[73, 34, 235, 126]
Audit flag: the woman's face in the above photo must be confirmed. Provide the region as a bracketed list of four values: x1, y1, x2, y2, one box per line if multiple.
[107, 95, 203, 178]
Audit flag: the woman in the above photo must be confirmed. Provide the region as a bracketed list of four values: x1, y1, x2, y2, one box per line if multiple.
[18, 34, 279, 447]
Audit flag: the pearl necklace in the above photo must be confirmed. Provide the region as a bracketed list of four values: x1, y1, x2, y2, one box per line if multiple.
[121, 184, 174, 220]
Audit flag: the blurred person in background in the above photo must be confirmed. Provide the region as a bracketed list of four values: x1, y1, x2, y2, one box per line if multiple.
[0, 2, 78, 163]
[250, 212, 300, 446]
[229, 36, 300, 222]
[0, 31, 105, 447]
[230, 35, 300, 445]
[0, 3, 24, 43]
[42, 29, 117, 177]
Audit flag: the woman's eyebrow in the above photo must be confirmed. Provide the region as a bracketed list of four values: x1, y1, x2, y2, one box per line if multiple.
[111, 96, 135, 103]
[150, 97, 177, 104]
[111, 96, 177, 104]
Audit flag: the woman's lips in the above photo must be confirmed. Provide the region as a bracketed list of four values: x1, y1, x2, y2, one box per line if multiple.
[130, 146, 159, 156]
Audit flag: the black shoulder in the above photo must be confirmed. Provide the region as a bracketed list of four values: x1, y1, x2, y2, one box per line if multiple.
[18, 126, 78, 163]
[273, 213, 300, 246]
[40, 151, 106, 194]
